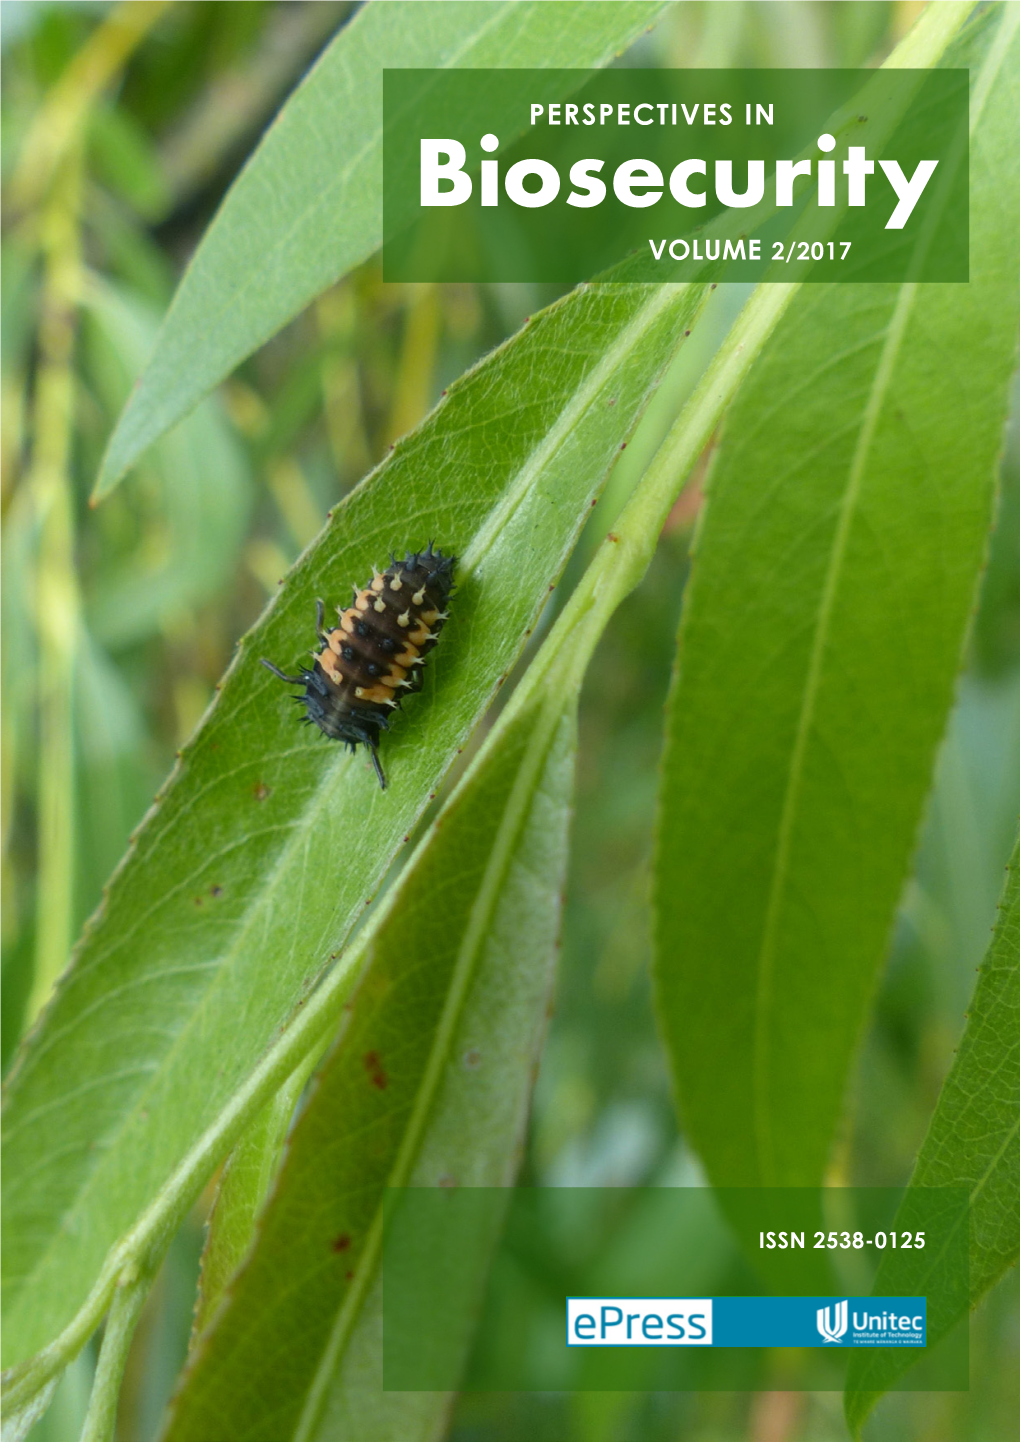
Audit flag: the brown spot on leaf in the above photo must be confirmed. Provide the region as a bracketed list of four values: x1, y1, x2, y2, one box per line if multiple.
[364, 1051, 388, 1089]
[331, 1233, 351, 1253]
[253, 782, 271, 802]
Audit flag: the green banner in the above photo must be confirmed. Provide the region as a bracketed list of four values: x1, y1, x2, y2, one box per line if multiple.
[383, 1187, 969, 1391]
[383, 68, 968, 283]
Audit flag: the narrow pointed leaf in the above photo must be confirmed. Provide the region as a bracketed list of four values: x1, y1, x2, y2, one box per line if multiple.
[94, 0, 669, 498]
[844, 829, 1020, 1433]
[652, 4, 1020, 1187]
[165, 688, 576, 1442]
[2, 278, 703, 1374]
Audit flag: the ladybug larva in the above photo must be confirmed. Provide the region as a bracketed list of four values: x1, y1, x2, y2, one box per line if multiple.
[262, 542, 456, 790]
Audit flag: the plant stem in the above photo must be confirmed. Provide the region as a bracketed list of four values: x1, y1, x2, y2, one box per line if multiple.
[9, 1, 171, 213]
[78, 1269, 152, 1442]
[25, 147, 84, 1025]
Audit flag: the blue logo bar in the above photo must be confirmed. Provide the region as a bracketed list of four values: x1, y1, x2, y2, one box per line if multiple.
[566, 1296, 925, 1347]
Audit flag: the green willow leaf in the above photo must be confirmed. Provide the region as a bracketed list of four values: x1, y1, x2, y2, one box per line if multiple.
[845, 828, 1020, 1433]
[652, 3, 1020, 1188]
[94, 0, 669, 498]
[165, 685, 576, 1442]
[2, 278, 704, 1376]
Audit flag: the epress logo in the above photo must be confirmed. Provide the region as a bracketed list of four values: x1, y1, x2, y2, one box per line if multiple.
[566, 1298, 712, 1347]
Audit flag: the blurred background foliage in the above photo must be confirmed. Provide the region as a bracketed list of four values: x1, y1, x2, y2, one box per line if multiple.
[1, 4, 1017, 1441]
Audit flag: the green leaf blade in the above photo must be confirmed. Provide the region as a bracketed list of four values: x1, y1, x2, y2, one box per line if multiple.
[652, 7, 1020, 1189]
[164, 690, 577, 1442]
[2, 278, 704, 1371]
[94, 0, 669, 498]
[844, 830, 1020, 1433]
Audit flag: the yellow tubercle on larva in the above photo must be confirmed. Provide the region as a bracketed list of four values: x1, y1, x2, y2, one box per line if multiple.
[411, 587, 426, 604]
[390, 574, 403, 591]
[397, 610, 411, 628]
[373, 598, 386, 613]
[354, 591, 371, 612]
[370, 573, 385, 592]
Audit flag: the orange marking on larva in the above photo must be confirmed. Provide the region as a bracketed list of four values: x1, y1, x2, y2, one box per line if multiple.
[370, 573, 385, 592]
[319, 651, 342, 683]
[340, 613, 356, 634]
[408, 622, 430, 645]
[394, 644, 419, 667]
[421, 608, 439, 624]
[355, 591, 371, 612]
[327, 631, 344, 655]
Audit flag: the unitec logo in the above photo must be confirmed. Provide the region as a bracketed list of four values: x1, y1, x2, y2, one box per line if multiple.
[816, 1299, 848, 1343]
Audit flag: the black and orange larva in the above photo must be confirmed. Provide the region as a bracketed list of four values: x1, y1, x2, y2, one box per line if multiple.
[262, 543, 456, 790]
